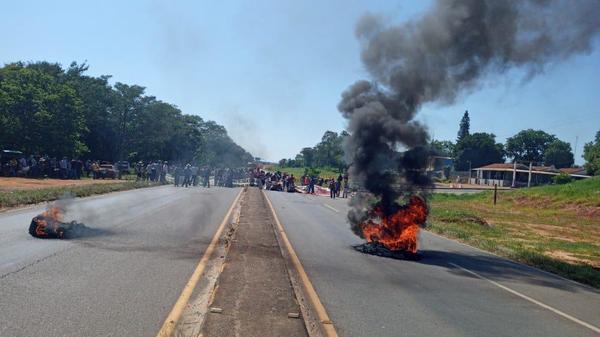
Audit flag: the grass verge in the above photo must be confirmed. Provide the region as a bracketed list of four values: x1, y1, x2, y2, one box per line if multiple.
[428, 177, 600, 288]
[0, 180, 159, 210]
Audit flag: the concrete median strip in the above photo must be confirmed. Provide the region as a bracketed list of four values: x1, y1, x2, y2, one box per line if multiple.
[264, 191, 339, 337]
[199, 187, 307, 337]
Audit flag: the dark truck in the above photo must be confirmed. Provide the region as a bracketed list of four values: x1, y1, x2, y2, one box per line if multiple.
[0, 150, 23, 176]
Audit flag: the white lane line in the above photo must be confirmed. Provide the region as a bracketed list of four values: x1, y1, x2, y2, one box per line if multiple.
[322, 204, 340, 213]
[449, 262, 600, 334]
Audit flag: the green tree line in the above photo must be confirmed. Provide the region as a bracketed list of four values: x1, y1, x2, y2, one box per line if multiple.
[282, 110, 599, 176]
[431, 110, 599, 175]
[0, 61, 253, 167]
[279, 130, 348, 171]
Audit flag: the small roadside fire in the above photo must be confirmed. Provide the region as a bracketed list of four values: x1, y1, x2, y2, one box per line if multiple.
[29, 206, 84, 239]
[353, 196, 427, 260]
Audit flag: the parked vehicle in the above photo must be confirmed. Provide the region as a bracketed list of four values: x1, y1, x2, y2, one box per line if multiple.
[116, 161, 131, 174]
[98, 163, 119, 179]
[0, 150, 24, 176]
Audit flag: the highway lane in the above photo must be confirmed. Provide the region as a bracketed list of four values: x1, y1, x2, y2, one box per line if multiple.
[266, 190, 600, 337]
[0, 186, 240, 337]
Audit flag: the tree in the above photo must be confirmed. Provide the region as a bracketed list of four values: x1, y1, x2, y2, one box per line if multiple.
[0, 63, 87, 157]
[430, 140, 455, 157]
[65, 62, 117, 160]
[506, 129, 557, 164]
[583, 130, 600, 175]
[300, 147, 315, 167]
[454, 133, 505, 171]
[457, 110, 470, 142]
[198, 120, 253, 167]
[112, 83, 145, 161]
[294, 153, 304, 167]
[0, 61, 253, 166]
[543, 140, 574, 168]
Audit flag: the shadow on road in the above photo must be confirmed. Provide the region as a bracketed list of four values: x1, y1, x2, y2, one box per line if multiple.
[419, 250, 597, 293]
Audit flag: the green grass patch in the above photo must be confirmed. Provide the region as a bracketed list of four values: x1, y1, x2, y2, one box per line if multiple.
[433, 176, 600, 207]
[429, 176, 600, 288]
[0, 181, 159, 209]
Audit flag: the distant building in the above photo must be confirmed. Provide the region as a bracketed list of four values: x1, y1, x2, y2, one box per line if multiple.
[469, 163, 590, 187]
[427, 156, 454, 179]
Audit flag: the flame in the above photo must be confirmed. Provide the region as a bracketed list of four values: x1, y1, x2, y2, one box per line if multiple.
[360, 196, 428, 253]
[34, 207, 63, 236]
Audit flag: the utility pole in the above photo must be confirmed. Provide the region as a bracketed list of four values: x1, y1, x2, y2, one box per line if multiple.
[512, 161, 517, 188]
[573, 136, 579, 164]
[527, 162, 532, 188]
[493, 183, 498, 205]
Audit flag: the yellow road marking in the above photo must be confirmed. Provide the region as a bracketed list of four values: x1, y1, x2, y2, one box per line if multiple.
[449, 262, 600, 334]
[322, 204, 340, 213]
[156, 188, 243, 337]
[263, 191, 339, 337]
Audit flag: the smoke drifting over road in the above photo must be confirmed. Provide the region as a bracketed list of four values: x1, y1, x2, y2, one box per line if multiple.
[340, 0, 600, 236]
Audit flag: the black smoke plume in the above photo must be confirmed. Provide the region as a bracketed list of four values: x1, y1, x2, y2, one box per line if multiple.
[340, 0, 600, 236]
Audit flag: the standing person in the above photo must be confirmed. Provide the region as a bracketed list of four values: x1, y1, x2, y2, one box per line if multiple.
[191, 165, 199, 186]
[91, 161, 100, 179]
[203, 167, 211, 188]
[281, 173, 287, 191]
[59, 157, 68, 179]
[309, 176, 316, 194]
[150, 162, 158, 182]
[174, 165, 182, 187]
[18, 156, 28, 176]
[84, 160, 92, 177]
[161, 161, 168, 184]
[70, 158, 77, 179]
[329, 178, 336, 199]
[9, 158, 18, 176]
[183, 164, 192, 187]
[135, 161, 143, 181]
[28, 155, 38, 177]
[50, 157, 58, 178]
[226, 168, 233, 188]
[342, 179, 349, 198]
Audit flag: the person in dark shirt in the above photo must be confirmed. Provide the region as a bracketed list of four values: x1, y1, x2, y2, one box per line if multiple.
[329, 178, 336, 199]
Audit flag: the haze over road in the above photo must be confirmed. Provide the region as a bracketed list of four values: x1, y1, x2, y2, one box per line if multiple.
[266, 191, 600, 337]
[0, 186, 239, 337]
[2, 187, 599, 337]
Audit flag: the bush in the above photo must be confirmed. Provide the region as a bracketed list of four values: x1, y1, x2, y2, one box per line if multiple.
[552, 172, 573, 185]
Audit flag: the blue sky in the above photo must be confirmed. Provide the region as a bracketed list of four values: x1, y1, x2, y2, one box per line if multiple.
[2, 0, 599, 164]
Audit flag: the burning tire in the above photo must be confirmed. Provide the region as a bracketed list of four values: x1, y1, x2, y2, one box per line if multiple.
[28, 207, 84, 239]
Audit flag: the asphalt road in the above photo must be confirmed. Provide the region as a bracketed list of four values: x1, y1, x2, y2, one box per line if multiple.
[266, 190, 600, 337]
[0, 186, 240, 337]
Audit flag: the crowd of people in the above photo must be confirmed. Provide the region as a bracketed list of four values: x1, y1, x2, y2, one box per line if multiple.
[1, 153, 350, 198]
[136, 162, 246, 188]
[250, 168, 350, 198]
[0, 154, 117, 180]
[251, 169, 297, 192]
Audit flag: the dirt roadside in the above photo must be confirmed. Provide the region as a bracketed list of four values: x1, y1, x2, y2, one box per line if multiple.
[0, 177, 127, 191]
[199, 187, 308, 337]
